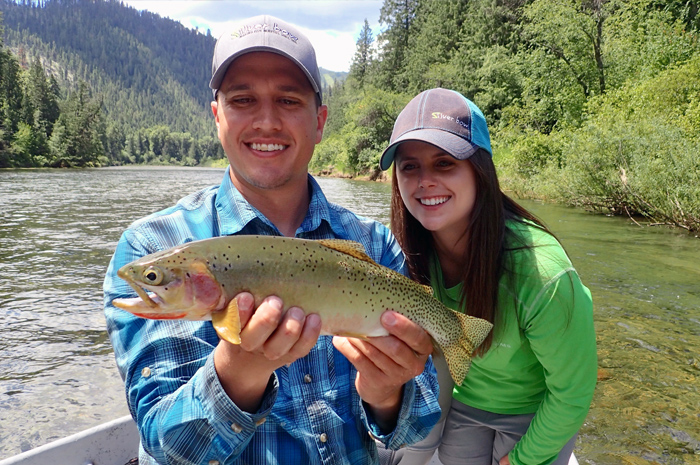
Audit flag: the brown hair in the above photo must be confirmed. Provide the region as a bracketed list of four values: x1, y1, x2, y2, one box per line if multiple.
[390, 149, 554, 355]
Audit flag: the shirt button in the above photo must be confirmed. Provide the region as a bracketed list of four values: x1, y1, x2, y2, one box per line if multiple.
[141, 367, 151, 378]
[209, 461, 220, 465]
[231, 423, 242, 433]
[319, 433, 328, 443]
[255, 417, 267, 427]
[304, 374, 312, 383]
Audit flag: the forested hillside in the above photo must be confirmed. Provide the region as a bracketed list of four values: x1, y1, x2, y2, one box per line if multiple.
[0, 0, 226, 166]
[316, 0, 700, 231]
[0, 0, 348, 168]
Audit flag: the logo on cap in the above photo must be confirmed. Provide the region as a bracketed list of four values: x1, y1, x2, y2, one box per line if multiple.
[432, 112, 470, 131]
[231, 22, 299, 44]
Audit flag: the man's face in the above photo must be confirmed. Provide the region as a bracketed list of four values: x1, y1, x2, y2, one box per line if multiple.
[211, 52, 327, 193]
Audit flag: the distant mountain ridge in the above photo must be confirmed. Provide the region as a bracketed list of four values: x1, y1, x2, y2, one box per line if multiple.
[0, 0, 347, 140]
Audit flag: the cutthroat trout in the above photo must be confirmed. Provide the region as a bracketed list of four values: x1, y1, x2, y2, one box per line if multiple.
[112, 235, 492, 384]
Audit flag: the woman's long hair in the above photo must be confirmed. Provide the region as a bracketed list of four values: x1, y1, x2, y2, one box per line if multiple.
[390, 149, 553, 355]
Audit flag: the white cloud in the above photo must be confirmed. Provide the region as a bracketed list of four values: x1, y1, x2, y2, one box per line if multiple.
[122, 0, 383, 72]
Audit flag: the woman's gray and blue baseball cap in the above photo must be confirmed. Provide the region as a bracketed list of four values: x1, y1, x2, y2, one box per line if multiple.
[209, 15, 323, 103]
[379, 88, 492, 170]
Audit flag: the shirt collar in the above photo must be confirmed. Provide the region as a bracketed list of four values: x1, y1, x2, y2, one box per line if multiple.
[215, 168, 342, 238]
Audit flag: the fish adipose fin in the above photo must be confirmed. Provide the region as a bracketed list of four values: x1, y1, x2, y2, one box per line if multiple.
[317, 239, 376, 264]
[211, 298, 242, 344]
[440, 311, 493, 385]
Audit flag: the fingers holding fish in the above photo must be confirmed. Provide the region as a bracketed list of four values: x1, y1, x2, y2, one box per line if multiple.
[334, 332, 424, 397]
[380, 311, 433, 359]
[238, 296, 285, 352]
[233, 292, 256, 328]
[263, 308, 322, 361]
[333, 335, 408, 431]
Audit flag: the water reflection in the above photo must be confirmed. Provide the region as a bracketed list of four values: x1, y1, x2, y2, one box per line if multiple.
[0, 168, 699, 463]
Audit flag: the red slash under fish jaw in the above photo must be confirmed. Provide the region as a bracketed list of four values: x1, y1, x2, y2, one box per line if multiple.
[133, 311, 188, 320]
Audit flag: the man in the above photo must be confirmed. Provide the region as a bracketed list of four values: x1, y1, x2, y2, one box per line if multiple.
[104, 15, 440, 465]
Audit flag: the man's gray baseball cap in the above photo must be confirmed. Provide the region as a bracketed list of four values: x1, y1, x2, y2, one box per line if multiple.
[209, 15, 323, 103]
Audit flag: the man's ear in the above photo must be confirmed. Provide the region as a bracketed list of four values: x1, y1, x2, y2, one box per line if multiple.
[316, 104, 329, 144]
[211, 100, 220, 131]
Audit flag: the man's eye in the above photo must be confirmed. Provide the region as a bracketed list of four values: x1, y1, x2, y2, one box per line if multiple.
[279, 98, 300, 106]
[227, 96, 253, 105]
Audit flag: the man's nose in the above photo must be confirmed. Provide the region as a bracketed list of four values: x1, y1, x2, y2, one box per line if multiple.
[252, 100, 282, 131]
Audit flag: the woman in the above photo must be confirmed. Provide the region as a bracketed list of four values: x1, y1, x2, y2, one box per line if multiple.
[379, 88, 597, 465]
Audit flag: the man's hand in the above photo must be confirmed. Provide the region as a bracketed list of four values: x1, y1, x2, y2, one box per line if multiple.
[333, 310, 433, 432]
[214, 292, 321, 412]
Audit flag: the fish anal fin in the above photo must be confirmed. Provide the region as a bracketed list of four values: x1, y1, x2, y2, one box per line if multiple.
[318, 239, 376, 264]
[212, 298, 242, 345]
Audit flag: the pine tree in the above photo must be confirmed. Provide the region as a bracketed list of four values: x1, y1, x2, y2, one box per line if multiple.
[375, 0, 418, 90]
[48, 81, 105, 167]
[349, 19, 374, 87]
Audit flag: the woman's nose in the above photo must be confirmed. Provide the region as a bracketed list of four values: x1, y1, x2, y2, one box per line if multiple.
[418, 170, 437, 189]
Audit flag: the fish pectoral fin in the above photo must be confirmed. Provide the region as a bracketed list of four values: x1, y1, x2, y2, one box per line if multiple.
[211, 299, 242, 345]
[317, 239, 377, 264]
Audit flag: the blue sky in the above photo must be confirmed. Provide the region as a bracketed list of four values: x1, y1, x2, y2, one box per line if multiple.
[121, 1, 384, 72]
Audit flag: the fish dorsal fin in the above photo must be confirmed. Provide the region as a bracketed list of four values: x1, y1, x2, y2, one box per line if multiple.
[421, 284, 434, 295]
[318, 239, 376, 264]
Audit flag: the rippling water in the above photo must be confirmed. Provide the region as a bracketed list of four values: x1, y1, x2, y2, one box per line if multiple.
[1, 167, 699, 463]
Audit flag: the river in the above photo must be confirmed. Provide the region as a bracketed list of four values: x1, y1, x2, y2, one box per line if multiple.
[0, 167, 698, 464]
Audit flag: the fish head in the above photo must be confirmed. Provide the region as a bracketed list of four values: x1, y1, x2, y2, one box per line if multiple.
[112, 251, 225, 321]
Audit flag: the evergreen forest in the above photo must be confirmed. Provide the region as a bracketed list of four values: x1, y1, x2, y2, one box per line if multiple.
[317, 0, 700, 232]
[0, 0, 699, 231]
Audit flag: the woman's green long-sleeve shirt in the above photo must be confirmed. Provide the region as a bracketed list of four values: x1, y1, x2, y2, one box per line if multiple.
[430, 220, 598, 465]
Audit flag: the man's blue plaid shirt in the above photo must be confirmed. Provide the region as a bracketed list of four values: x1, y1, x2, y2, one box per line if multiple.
[103, 170, 440, 465]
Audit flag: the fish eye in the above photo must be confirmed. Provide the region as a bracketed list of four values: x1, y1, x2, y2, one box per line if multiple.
[142, 267, 163, 285]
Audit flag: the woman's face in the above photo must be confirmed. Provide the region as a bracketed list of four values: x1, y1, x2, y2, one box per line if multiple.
[395, 141, 478, 242]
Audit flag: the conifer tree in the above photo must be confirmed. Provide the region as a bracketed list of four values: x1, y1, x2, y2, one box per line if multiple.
[349, 19, 374, 87]
[48, 81, 105, 167]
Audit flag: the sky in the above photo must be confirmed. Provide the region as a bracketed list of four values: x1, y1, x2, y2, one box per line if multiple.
[121, 1, 384, 72]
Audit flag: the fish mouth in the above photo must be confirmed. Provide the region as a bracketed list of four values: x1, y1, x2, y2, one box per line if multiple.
[112, 281, 162, 311]
[128, 282, 159, 308]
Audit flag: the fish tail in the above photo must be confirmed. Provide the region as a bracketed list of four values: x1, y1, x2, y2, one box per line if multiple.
[211, 298, 242, 344]
[439, 312, 493, 385]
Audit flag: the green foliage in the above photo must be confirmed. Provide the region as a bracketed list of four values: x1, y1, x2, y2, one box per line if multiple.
[312, 0, 700, 230]
[349, 19, 375, 87]
[314, 85, 410, 177]
[47, 81, 104, 167]
[0, 0, 230, 168]
[499, 56, 700, 230]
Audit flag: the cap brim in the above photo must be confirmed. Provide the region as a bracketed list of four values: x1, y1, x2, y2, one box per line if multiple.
[379, 128, 479, 170]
